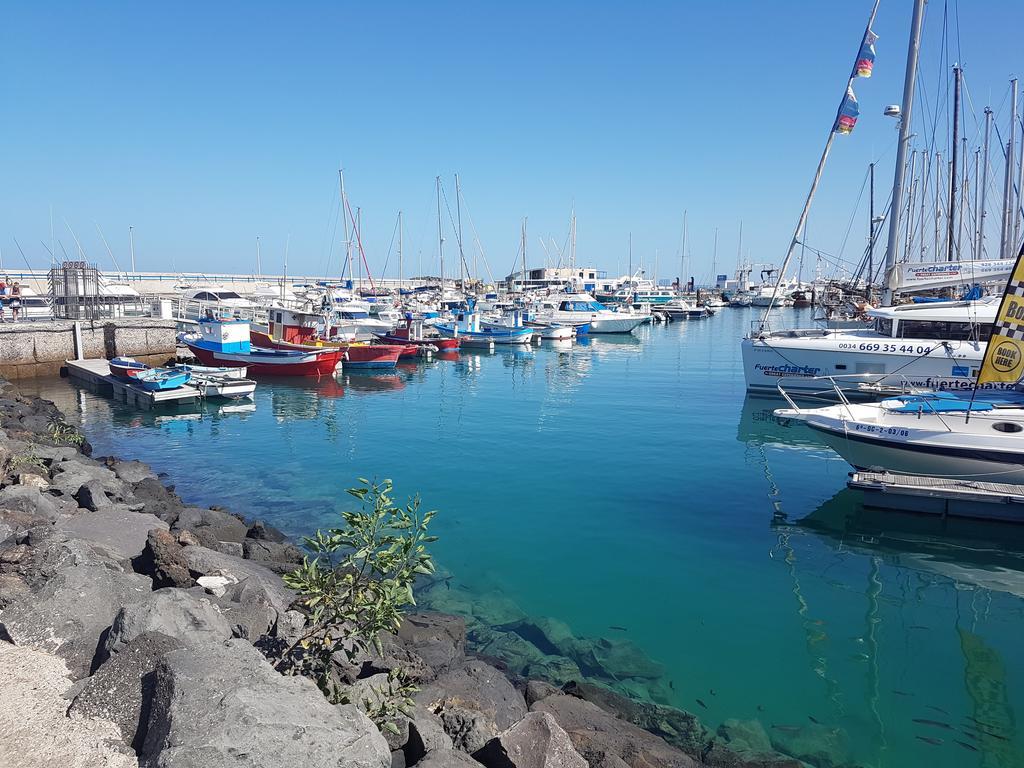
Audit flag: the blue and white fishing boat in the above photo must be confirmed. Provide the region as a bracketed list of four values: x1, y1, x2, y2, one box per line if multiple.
[134, 368, 192, 392]
[436, 310, 535, 346]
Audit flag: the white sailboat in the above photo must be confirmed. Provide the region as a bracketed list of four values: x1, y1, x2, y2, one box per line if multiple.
[741, 0, 1022, 396]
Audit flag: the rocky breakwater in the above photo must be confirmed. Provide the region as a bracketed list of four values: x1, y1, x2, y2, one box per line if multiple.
[0, 378, 849, 768]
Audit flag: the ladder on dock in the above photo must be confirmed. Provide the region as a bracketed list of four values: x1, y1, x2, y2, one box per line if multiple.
[65, 358, 199, 410]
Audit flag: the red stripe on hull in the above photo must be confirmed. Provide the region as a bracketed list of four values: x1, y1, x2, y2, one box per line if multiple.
[186, 343, 341, 377]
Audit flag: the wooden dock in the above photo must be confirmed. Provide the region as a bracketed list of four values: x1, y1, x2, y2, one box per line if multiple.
[849, 471, 1024, 522]
[64, 358, 199, 410]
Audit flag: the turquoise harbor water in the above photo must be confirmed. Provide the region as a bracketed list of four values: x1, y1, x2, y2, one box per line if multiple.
[21, 307, 1024, 768]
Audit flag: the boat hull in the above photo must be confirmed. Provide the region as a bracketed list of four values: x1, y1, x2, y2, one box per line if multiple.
[250, 329, 402, 369]
[739, 333, 1013, 395]
[186, 341, 341, 376]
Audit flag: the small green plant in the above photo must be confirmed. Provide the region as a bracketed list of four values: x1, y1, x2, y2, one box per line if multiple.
[47, 422, 84, 446]
[9, 451, 46, 472]
[357, 668, 418, 734]
[277, 478, 437, 718]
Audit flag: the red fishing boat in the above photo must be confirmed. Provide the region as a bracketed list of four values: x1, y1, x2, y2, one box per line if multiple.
[373, 318, 461, 351]
[254, 307, 404, 369]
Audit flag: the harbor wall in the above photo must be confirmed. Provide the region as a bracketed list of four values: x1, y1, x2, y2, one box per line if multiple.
[0, 318, 177, 380]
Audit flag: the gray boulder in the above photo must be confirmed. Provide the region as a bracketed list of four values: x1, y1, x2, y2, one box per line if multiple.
[130, 477, 185, 523]
[105, 588, 233, 656]
[0, 485, 61, 521]
[531, 690, 700, 768]
[416, 749, 482, 768]
[58, 506, 168, 561]
[241, 537, 304, 572]
[172, 507, 248, 544]
[182, 544, 294, 607]
[69, 631, 185, 750]
[398, 612, 466, 676]
[132, 529, 194, 589]
[245, 520, 287, 542]
[404, 703, 454, 760]
[474, 711, 587, 768]
[213, 577, 292, 640]
[561, 681, 710, 756]
[140, 639, 390, 768]
[111, 460, 157, 485]
[74, 480, 113, 511]
[0, 535, 151, 678]
[767, 723, 849, 768]
[415, 659, 527, 754]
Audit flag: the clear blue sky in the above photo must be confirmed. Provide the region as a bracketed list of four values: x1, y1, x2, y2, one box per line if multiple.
[1, 1, 1021, 282]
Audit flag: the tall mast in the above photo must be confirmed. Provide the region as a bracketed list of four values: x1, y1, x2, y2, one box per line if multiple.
[680, 211, 687, 292]
[435, 176, 444, 292]
[973, 148, 981, 259]
[455, 173, 465, 288]
[868, 162, 875, 296]
[881, 0, 926, 305]
[256, 235, 262, 278]
[522, 218, 527, 289]
[974, 109, 991, 262]
[1017, 101, 1024, 247]
[398, 211, 404, 290]
[1000, 79, 1018, 259]
[338, 169, 351, 284]
[570, 204, 577, 270]
[947, 65, 961, 262]
[356, 207, 363, 290]
[129, 225, 136, 275]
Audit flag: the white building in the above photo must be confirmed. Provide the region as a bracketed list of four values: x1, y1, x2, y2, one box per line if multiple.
[503, 266, 606, 293]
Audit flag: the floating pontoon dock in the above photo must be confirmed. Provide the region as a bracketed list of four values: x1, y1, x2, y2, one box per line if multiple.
[65, 358, 199, 410]
[849, 471, 1024, 522]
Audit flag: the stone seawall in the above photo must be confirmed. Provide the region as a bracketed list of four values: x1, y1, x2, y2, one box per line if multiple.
[0, 319, 177, 380]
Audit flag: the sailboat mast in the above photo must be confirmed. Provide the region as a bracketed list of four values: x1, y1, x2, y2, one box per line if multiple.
[435, 176, 444, 292]
[570, 205, 577, 270]
[881, 0, 926, 305]
[256, 235, 262, 278]
[521, 217, 527, 289]
[339, 169, 351, 284]
[455, 174, 465, 289]
[868, 162, 875, 297]
[398, 211, 404, 291]
[947, 65, 961, 262]
[680, 211, 687, 292]
[1000, 79, 1018, 259]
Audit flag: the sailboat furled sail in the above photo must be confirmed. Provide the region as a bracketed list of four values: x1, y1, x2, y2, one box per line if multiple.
[976, 243, 1024, 386]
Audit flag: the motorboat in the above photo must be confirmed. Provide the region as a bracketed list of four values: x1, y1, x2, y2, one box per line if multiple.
[659, 298, 711, 320]
[532, 292, 647, 334]
[109, 357, 148, 379]
[742, 298, 1002, 395]
[173, 364, 256, 399]
[775, 385, 1024, 485]
[134, 368, 192, 392]
[253, 306, 404, 368]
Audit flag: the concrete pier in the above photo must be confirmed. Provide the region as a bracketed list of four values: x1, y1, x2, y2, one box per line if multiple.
[0, 318, 178, 380]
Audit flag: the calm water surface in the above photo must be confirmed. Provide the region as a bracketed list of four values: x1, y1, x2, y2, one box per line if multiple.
[22, 307, 1024, 768]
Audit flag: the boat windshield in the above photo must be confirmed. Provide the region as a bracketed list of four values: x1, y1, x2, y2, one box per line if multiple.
[559, 300, 606, 312]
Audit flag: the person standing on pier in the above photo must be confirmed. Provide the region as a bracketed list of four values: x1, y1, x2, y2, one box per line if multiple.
[0, 277, 6, 322]
[9, 281, 21, 322]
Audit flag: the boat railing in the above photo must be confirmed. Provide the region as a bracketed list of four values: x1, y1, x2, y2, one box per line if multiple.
[748, 320, 830, 339]
[777, 373, 960, 432]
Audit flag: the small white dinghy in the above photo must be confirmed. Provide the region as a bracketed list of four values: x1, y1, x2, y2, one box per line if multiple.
[175, 364, 256, 400]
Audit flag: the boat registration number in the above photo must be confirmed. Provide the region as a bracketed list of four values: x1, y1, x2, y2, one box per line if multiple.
[853, 423, 910, 438]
